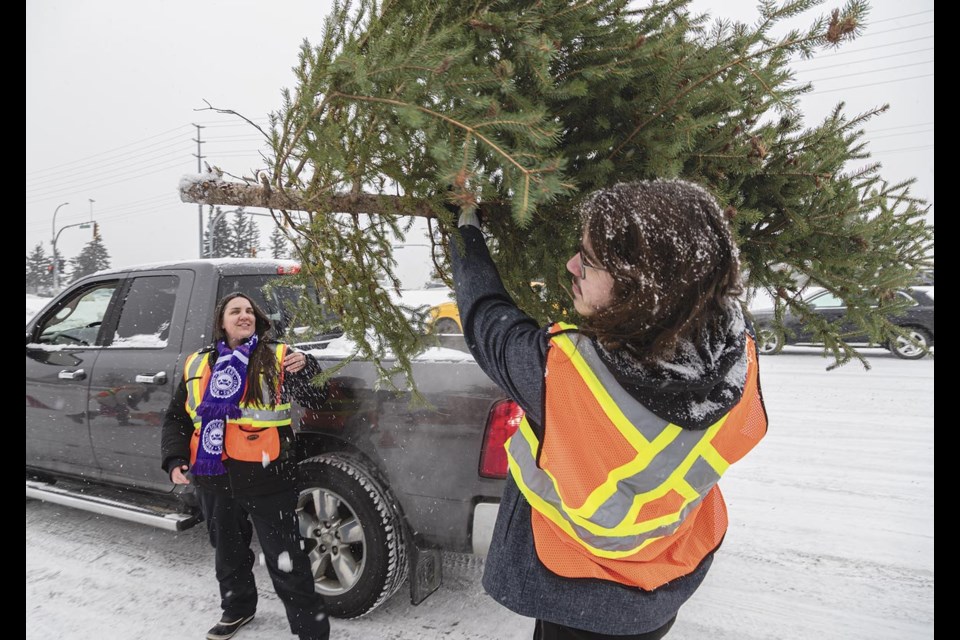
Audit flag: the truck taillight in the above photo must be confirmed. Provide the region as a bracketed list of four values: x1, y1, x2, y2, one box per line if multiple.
[479, 399, 524, 479]
[277, 264, 301, 275]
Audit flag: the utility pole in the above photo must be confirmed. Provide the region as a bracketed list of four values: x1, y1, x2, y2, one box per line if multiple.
[192, 123, 205, 257]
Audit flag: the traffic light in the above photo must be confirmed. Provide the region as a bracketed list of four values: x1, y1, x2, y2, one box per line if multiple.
[93, 222, 99, 237]
[47, 264, 54, 273]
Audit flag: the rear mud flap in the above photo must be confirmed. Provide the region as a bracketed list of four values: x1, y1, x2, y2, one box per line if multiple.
[408, 545, 442, 605]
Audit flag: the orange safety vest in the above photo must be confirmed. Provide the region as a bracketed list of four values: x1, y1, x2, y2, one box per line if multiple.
[506, 323, 767, 590]
[183, 343, 291, 465]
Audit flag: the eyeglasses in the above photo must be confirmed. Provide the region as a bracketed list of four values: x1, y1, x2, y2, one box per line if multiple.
[578, 240, 608, 280]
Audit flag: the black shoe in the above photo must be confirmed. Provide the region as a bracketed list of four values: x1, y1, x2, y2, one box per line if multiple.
[206, 613, 254, 640]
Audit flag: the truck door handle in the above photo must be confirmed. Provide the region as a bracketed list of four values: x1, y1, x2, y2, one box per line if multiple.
[58, 369, 86, 381]
[135, 371, 167, 385]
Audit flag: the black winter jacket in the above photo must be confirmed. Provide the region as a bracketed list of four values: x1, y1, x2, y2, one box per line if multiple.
[160, 342, 326, 497]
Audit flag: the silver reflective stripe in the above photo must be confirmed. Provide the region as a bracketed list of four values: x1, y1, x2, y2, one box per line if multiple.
[565, 333, 673, 441]
[239, 405, 290, 422]
[554, 334, 720, 528]
[509, 421, 690, 552]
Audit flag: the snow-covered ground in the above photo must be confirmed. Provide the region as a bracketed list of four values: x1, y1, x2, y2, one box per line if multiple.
[26, 338, 933, 639]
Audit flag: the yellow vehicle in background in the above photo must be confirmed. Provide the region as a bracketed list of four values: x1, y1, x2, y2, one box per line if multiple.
[426, 281, 561, 336]
[428, 300, 463, 335]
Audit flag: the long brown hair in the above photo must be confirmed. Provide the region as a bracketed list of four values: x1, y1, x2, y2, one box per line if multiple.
[212, 292, 279, 406]
[577, 180, 742, 362]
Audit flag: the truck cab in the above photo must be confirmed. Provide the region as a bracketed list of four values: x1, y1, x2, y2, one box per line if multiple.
[26, 258, 513, 618]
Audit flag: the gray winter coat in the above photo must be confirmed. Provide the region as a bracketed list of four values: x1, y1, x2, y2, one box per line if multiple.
[449, 225, 751, 635]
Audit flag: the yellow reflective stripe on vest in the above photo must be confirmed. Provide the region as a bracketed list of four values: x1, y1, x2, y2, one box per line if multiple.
[182, 343, 291, 430]
[508, 410, 714, 542]
[507, 419, 665, 558]
[546, 332, 729, 530]
[506, 324, 749, 556]
[183, 350, 207, 424]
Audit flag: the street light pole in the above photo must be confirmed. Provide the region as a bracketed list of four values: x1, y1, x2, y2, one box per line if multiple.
[88, 198, 95, 221]
[51, 202, 69, 291]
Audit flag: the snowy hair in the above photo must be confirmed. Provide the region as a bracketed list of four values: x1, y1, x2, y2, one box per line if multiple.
[577, 179, 742, 361]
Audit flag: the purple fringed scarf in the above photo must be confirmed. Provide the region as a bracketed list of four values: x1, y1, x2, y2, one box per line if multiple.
[192, 334, 258, 475]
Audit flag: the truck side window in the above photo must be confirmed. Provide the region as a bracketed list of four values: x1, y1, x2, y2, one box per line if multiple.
[218, 274, 339, 342]
[219, 274, 297, 338]
[110, 275, 179, 348]
[35, 282, 119, 346]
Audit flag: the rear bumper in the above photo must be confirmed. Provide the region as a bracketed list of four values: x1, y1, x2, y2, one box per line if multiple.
[471, 502, 500, 556]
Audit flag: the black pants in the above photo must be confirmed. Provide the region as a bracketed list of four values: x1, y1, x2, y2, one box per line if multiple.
[534, 615, 677, 640]
[197, 486, 329, 639]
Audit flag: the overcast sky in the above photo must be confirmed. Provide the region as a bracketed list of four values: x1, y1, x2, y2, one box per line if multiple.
[26, 0, 934, 279]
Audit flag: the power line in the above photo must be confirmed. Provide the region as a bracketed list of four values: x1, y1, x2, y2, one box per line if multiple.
[803, 59, 932, 83]
[93, 200, 186, 223]
[869, 129, 933, 140]
[24, 194, 179, 232]
[797, 47, 932, 73]
[870, 144, 934, 154]
[25, 125, 192, 176]
[853, 20, 933, 40]
[27, 132, 267, 189]
[193, 119, 271, 128]
[26, 155, 192, 197]
[809, 73, 934, 94]
[203, 134, 269, 142]
[869, 122, 934, 133]
[25, 159, 194, 203]
[792, 35, 934, 61]
[869, 10, 933, 25]
[26, 143, 193, 189]
[26, 119, 262, 180]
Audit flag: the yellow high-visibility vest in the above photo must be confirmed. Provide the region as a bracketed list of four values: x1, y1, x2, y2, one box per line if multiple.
[183, 343, 291, 464]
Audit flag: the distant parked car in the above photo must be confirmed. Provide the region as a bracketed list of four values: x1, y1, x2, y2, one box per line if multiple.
[752, 286, 934, 360]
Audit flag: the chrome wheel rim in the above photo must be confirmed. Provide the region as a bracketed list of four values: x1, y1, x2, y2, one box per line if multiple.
[894, 330, 927, 358]
[297, 487, 367, 595]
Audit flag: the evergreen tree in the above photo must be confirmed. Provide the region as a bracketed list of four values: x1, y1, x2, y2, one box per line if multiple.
[230, 209, 261, 257]
[204, 206, 234, 257]
[183, 0, 934, 389]
[69, 227, 111, 283]
[26, 243, 52, 294]
[269, 225, 290, 259]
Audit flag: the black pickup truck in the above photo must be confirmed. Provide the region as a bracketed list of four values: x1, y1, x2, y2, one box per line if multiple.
[25, 258, 515, 618]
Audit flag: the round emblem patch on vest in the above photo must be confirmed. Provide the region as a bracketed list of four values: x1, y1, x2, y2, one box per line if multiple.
[210, 366, 243, 398]
[202, 419, 225, 455]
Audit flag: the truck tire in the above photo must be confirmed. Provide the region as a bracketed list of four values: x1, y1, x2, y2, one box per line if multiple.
[296, 453, 408, 618]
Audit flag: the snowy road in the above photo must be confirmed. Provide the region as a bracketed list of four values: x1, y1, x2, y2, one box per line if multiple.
[26, 348, 934, 639]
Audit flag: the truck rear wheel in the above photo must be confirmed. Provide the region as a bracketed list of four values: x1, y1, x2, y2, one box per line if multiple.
[296, 453, 408, 618]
